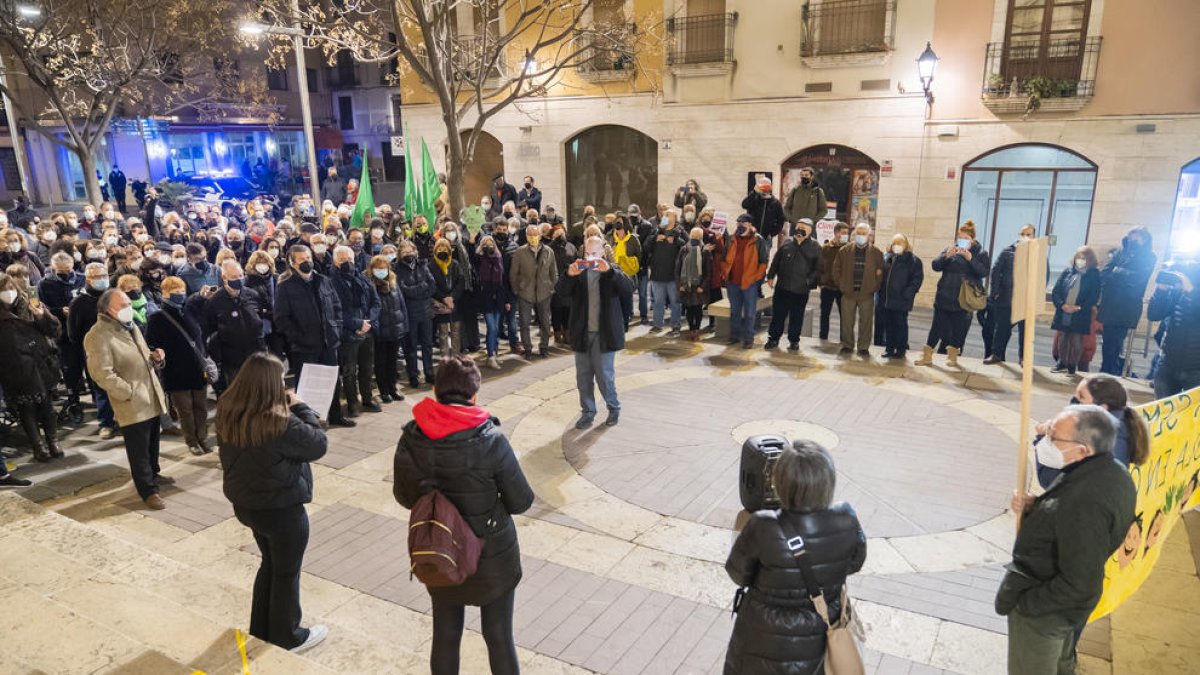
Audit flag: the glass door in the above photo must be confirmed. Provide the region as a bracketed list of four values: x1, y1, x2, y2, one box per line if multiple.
[1047, 170, 1097, 278]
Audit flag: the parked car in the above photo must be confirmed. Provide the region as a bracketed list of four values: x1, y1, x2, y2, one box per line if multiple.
[178, 174, 279, 217]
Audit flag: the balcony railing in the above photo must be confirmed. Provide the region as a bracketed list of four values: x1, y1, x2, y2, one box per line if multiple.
[801, 0, 895, 58]
[981, 36, 1102, 110]
[576, 28, 635, 78]
[666, 13, 737, 67]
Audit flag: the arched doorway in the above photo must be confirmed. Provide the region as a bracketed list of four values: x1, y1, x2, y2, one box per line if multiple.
[957, 143, 1097, 279]
[457, 131, 504, 207]
[781, 144, 880, 232]
[564, 125, 657, 223]
[1169, 157, 1200, 258]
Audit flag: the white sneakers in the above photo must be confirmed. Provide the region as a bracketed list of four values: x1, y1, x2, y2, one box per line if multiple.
[290, 624, 328, 654]
[487, 356, 501, 370]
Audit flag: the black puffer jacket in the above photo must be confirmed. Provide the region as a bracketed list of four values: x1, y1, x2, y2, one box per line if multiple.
[393, 399, 535, 606]
[766, 238, 820, 295]
[219, 402, 328, 511]
[740, 193, 787, 239]
[1097, 236, 1156, 328]
[0, 303, 61, 397]
[1148, 283, 1200, 371]
[372, 281, 410, 341]
[145, 303, 207, 392]
[395, 257, 437, 324]
[725, 504, 867, 675]
[881, 251, 924, 312]
[930, 241, 990, 313]
[989, 243, 1017, 306]
[274, 271, 343, 355]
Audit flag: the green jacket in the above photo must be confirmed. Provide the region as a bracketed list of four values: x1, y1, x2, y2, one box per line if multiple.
[995, 453, 1135, 624]
[784, 182, 827, 225]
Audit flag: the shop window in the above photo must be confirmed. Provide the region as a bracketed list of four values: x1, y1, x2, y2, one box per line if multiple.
[564, 125, 657, 223]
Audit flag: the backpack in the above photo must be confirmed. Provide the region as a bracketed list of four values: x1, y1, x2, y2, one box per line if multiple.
[407, 487, 483, 587]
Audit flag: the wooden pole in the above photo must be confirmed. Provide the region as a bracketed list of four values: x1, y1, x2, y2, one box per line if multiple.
[1015, 238, 1044, 531]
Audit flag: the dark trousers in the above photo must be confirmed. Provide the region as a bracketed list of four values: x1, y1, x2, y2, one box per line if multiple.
[989, 303, 1026, 362]
[15, 397, 56, 448]
[768, 288, 810, 344]
[404, 317, 435, 383]
[881, 308, 910, 355]
[290, 348, 345, 421]
[459, 291, 481, 352]
[926, 308, 972, 350]
[552, 304, 571, 333]
[819, 287, 841, 341]
[169, 389, 208, 448]
[977, 308, 994, 358]
[1101, 324, 1131, 375]
[338, 337, 375, 410]
[374, 338, 402, 396]
[685, 304, 704, 331]
[120, 417, 161, 499]
[430, 587, 518, 675]
[1154, 364, 1200, 399]
[234, 503, 310, 650]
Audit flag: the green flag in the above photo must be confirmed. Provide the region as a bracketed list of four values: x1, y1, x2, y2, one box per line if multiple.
[403, 125, 418, 227]
[349, 151, 375, 230]
[419, 138, 440, 231]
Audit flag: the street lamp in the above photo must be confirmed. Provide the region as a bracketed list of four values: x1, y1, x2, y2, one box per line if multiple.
[239, 7, 320, 202]
[917, 41, 939, 115]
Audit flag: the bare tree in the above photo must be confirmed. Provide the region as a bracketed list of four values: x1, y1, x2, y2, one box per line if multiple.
[255, 0, 657, 215]
[0, 0, 273, 204]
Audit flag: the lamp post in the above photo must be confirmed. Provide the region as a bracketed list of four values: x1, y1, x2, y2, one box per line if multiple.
[917, 41, 940, 118]
[1, 4, 43, 201]
[241, 0, 321, 202]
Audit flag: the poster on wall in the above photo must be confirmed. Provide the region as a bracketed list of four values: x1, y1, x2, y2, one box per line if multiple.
[851, 169, 878, 196]
[851, 196, 877, 226]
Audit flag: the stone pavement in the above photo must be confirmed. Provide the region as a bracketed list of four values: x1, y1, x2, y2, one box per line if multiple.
[1, 325, 1195, 675]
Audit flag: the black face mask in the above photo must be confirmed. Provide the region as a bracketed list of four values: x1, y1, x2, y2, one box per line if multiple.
[128, 290, 142, 300]
[339, 262, 353, 273]
[524, 183, 532, 189]
[401, 255, 417, 266]
[801, 177, 812, 186]
[436, 252, 451, 261]
[1069, 396, 1081, 405]
[297, 261, 313, 274]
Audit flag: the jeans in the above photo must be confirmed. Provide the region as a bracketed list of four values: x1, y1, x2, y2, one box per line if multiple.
[169, 389, 208, 448]
[637, 272, 650, 319]
[337, 337, 375, 411]
[234, 503, 310, 650]
[500, 306, 519, 345]
[880, 308, 910, 354]
[818, 287, 841, 341]
[767, 288, 809, 344]
[374, 338, 401, 396]
[926, 308, 972, 350]
[1153, 365, 1200, 399]
[575, 332, 619, 415]
[430, 587, 518, 675]
[483, 311, 502, 356]
[518, 297, 553, 350]
[840, 292, 875, 351]
[989, 303, 1026, 362]
[404, 317, 435, 382]
[120, 417, 161, 499]
[291, 348, 345, 421]
[1101, 324, 1131, 375]
[727, 282, 761, 342]
[651, 280, 681, 329]
[1006, 608, 1077, 675]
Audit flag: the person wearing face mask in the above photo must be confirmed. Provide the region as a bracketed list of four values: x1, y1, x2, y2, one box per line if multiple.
[491, 173, 519, 216]
[84, 288, 171, 509]
[367, 255, 408, 400]
[33, 222, 58, 266]
[0, 272, 64, 463]
[203, 259, 268, 391]
[764, 221, 821, 351]
[177, 243, 220, 296]
[541, 204, 563, 228]
[783, 168, 826, 236]
[395, 241, 437, 388]
[604, 218, 640, 327]
[916, 221, 991, 367]
[410, 214, 436, 260]
[474, 235, 512, 370]
[510, 225, 558, 357]
[1095, 226, 1157, 376]
[78, 206, 98, 239]
[146, 276, 213, 455]
[274, 244, 353, 426]
[832, 223, 885, 357]
[982, 224, 1037, 365]
[69, 263, 119, 439]
[547, 226, 578, 346]
[430, 238, 466, 358]
[646, 210, 686, 336]
[516, 176, 541, 213]
[723, 214, 771, 348]
[367, 219, 389, 254]
[1000, 405, 1135, 675]
[676, 227, 713, 341]
[698, 208, 727, 333]
[321, 166, 347, 205]
[568, 205, 595, 249]
[330, 246, 382, 416]
[493, 218, 523, 351]
[1035, 374, 1150, 489]
[226, 230, 251, 266]
[741, 178, 787, 248]
[440, 222, 480, 354]
[673, 179, 708, 213]
[878, 233, 924, 359]
[816, 221, 849, 343]
[0, 227, 45, 286]
[116, 275, 156, 330]
[346, 230, 370, 271]
[1050, 246, 1101, 375]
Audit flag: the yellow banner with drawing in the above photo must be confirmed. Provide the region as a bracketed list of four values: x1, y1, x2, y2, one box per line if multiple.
[1090, 386, 1200, 621]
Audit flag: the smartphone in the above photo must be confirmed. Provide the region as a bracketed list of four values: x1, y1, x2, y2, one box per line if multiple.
[579, 257, 600, 270]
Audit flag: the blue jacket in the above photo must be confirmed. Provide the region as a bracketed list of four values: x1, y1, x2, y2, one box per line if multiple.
[274, 271, 343, 354]
[330, 264, 380, 343]
[177, 260, 220, 296]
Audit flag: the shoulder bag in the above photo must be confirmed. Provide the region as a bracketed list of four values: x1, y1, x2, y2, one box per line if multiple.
[159, 310, 220, 384]
[780, 519, 866, 675]
[958, 279, 987, 312]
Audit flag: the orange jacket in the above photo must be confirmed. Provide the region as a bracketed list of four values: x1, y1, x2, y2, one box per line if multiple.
[723, 234, 769, 290]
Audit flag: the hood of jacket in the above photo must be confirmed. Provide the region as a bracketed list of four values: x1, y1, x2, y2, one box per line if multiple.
[412, 398, 491, 440]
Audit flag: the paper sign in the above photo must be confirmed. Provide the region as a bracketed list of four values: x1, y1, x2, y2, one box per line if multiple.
[710, 211, 728, 233]
[296, 364, 340, 419]
[462, 205, 486, 234]
[390, 136, 405, 155]
[880, 160, 893, 177]
[815, 203, 839, 245]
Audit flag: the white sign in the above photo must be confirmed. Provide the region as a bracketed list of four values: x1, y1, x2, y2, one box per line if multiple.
[815, 203, 839, 245]
[296, 364, 340, 420]
[710, 211, 728, 233]
[390, 136, 405, 155]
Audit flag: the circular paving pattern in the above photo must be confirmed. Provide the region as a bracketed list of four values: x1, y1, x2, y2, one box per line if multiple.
[563, 375, 1015, 539]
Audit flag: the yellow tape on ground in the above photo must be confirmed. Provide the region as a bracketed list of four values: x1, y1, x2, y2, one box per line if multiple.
[237, 628, 250, 675]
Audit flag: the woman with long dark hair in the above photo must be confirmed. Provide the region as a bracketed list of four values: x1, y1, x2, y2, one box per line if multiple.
[216, 352, 329, 654]
[475, 235, 511, 370]
[0, 272, 63, 462]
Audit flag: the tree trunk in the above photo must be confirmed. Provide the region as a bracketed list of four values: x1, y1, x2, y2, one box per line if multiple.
[443, 112, 467, 217]
[78, 150, 104, 206]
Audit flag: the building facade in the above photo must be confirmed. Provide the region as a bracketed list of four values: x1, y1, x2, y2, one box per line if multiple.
[393, 0, 1200, 305]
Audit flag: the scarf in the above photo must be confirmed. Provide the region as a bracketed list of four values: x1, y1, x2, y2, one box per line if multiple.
[478, 252, 504, 286]
[681, 243, 703, 288]
[130, 294, 148, 326]
[434, 255, 451, 276]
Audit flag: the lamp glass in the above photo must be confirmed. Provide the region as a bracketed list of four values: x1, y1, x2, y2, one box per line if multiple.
[917, 42, 939, 86]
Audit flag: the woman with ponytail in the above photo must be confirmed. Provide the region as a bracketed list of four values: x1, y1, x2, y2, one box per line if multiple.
[1037, 373, 1149, 488]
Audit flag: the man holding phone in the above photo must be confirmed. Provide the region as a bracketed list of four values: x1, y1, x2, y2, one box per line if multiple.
[556, 236, 633, 429]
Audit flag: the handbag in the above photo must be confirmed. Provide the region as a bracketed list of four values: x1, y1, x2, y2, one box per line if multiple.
[781, 520, 866, 675]
[159, 310, 220, 384]
[958, 279, 987, 312]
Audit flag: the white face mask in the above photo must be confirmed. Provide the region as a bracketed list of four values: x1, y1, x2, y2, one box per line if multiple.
[42, 231, 57, 243]
[854, 235, 869, 246]
[116, 306, 135, 324]
[7, 242, 21, 253]
[838, 234, 849, 244]
[313, 244, 328, 255]
[1035, 436, 1067, 470]
[104, 236, 119, 246]
[103, 211, 115, 219]
[255, 263, 271, 275]
[0, 289, 17, 305]
[892, 245, 904, 255]
[956, 238, 971, 248]
[73, 251, 82, 261]
[1074, 258, 1086, 271]
[684, 212, 695, 223]
[0, 214, 7, 225]
[446, 231, 458, 242]
[135, 233, 149, 243]
[130, 258, 143, 270]
[83, 210, 95, 219]
[87, 250, 104, 260]
[173, 257, 186, 268]
[267, 248, 279, 259]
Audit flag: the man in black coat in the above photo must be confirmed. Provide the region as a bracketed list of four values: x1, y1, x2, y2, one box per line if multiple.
[984, 225, 1035, 365]
[321, 167, 347, 205]
[67, 262, 117, 437]
[203, 260, 267, 388]
[999, 405, 1135, 675]
[555, 235, 633, 430]
[1147, 261, 1200, 398]
[330, 245, 381, 416]
[516, 175, 541, 213]
[740, 180, 787, 245]
[274, 244, 353, 426]
[1096, 227, 1156, 375]
[108, 166, 128, 213]
[490, 173, 518, 213]
[765, 223, 821, 350]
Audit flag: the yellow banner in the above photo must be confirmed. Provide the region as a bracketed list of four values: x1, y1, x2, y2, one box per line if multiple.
[1090, 386, 1200, 620]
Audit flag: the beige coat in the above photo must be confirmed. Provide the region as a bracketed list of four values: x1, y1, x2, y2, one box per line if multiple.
[510, 244, 559, 303]
[84, 314, 168, 427]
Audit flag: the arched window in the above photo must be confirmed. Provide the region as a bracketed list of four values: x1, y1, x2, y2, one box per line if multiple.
[1169, 158, 1200, 258]
[957, 143, 1097, 279]
[564, 125, 657, 223]
[781, 144, 880, 232]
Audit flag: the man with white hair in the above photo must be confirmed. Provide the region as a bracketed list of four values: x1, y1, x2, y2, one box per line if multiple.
[202, 258, 266, 387]
[831, 223, 884, 357]
[331, 245, 381, 415]
[510, 224, 559, 357]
